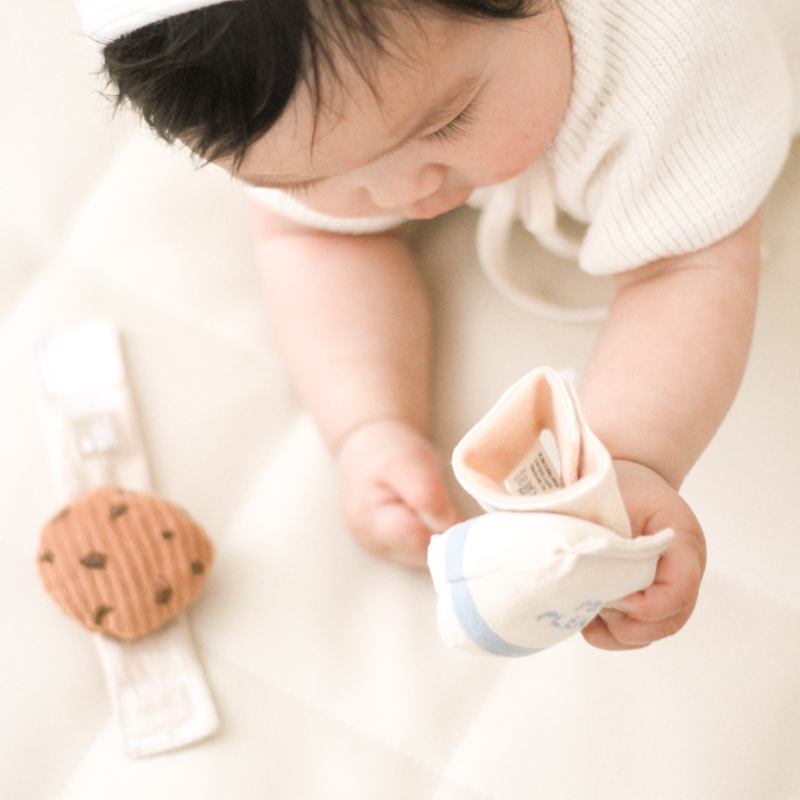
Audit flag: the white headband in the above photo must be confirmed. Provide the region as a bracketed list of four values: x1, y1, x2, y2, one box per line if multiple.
[74, 0, 242, 47]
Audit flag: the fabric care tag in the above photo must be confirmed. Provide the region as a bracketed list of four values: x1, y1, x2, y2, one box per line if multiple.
[503, 436, 562, 497]
[34, 321, 219, 758]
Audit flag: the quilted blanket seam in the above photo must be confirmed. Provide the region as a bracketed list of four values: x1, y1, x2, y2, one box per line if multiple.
[54, 718, 114, 800]
[75, 259, 272, 363]
[210, 648, 452, 777]
[425, 667, 509, 800]
[704, 566, 800, 618]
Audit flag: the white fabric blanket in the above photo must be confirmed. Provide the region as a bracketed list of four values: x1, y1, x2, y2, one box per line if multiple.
[2, 2, 800, 798]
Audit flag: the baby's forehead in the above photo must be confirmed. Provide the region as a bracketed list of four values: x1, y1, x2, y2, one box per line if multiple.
[233, 14, 492, 184]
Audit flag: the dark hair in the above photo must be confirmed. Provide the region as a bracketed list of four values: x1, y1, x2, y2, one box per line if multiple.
[102, 0, 543, 166]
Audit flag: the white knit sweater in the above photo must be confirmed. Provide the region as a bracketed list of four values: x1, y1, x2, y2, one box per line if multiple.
[539, 0, 796, 275]
[249, 0, 798, 298]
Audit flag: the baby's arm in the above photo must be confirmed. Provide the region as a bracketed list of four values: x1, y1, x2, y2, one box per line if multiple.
[252, 204, 458, 567]
[579, 211, 762, 649]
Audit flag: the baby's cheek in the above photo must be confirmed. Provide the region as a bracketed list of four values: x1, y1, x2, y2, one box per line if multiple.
[462, 136, 542, 188]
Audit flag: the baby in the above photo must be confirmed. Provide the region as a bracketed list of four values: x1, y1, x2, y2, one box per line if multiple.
[83, 0, 799, 650]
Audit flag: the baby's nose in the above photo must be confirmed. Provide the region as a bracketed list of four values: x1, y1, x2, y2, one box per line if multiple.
[367, 164, 446, 210]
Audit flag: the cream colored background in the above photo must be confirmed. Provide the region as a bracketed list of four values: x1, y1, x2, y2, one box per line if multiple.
[1, 1, 799, 797]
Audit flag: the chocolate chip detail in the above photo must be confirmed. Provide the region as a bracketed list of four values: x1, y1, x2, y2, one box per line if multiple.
[94, 605, 113, 626]
[109, 503, 128, 520]
[38, 551, 55, 564]
[80, 552, 107, 569]
[190, 560, 205, 576]
[162, 530, 174, 540]
[154, 580, 173, 605]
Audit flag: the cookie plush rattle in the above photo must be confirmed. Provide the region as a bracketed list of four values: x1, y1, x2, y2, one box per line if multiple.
[38, 485, 213, 641]
[34, 321, 219, 757]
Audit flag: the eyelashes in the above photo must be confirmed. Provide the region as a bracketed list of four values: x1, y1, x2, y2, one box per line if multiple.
[284, 179, 319, 197]
[422, 100, 479, 145]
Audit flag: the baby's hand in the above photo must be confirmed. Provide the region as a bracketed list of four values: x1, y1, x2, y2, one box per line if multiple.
[581, 459, 707, 650]
[335, 419, 460, 568]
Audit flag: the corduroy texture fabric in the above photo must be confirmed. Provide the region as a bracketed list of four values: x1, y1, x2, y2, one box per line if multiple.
[37, 485, 213, 640]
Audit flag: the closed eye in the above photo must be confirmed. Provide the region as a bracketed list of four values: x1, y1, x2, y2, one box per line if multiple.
[421, 100, 479, 145]
[266, 98, 480, 194]
[283, 178, 321, 197]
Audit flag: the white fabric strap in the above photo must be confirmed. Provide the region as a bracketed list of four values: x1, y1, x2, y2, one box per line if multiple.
[73, 0, 241, 46]
[95, 613, 220, 757]
[34, 320, 151, 499]
[34, 320, 220, 757]
[518, 159, 583, 261]
[474, 162, 608, 324]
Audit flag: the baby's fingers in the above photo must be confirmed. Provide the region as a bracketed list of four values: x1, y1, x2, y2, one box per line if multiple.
[581, 608, 683, 650]
[382, 454, 459, 534]
[366, 500, 437, 568]
[582, 533, 704, 649]
[344, 450, 459, 568]
[611, 536, 703, 621]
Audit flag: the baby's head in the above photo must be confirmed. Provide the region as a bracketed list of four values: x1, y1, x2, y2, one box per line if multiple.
[102, 0, 571, 219]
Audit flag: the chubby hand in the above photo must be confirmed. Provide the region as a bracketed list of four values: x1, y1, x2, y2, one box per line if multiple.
[335, 419, 460, 568]
[581, 459, 707, 650]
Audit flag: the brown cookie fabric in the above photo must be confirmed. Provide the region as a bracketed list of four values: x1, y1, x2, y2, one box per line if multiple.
[37, 485, 214, 641]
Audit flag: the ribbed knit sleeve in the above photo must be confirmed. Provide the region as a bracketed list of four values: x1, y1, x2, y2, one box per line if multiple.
[550, 0, 795, 275]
